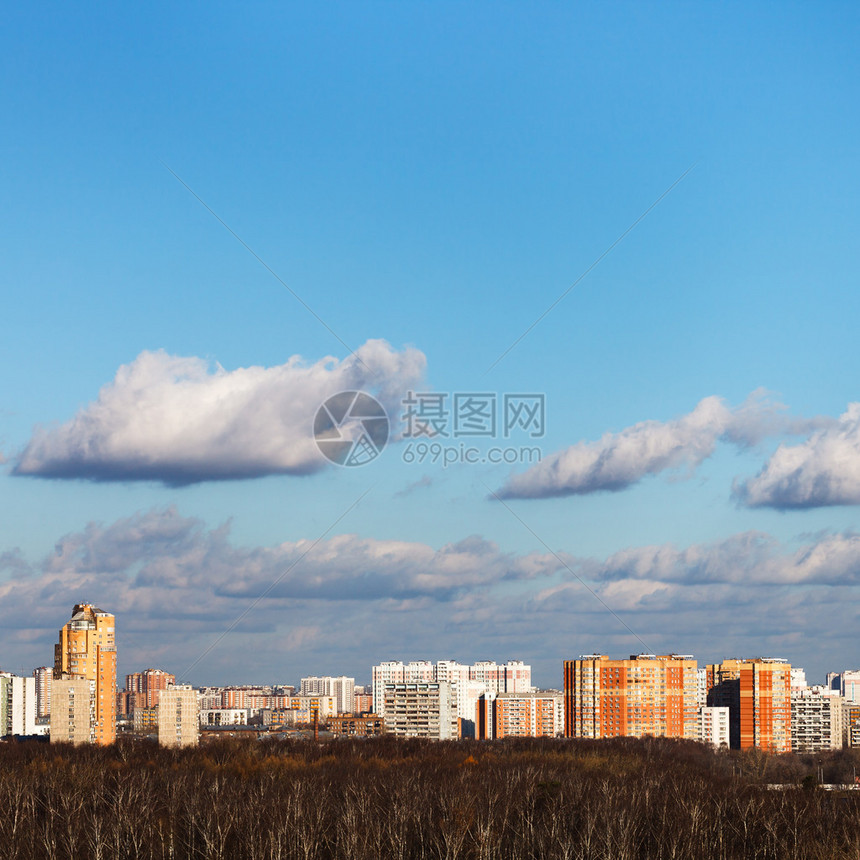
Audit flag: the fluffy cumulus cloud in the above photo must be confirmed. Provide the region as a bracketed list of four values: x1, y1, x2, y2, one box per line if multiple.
[13, 339, 425, 485]
[736, 403, 860, 509]
[1, 508, 857, 684]
[497, 391, 822, 500]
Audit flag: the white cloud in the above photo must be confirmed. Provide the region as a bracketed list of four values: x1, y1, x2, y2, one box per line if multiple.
[497, 391, 821, 500]
[13, 339, 425, 485]
[736, 403, 860, 509]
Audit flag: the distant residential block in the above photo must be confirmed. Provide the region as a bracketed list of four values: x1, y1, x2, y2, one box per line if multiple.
[53, 603, 117, 745]
[329, 714, 385, 737]
[697, 706, 730, 748]
[706, 658, 792, 752]
[476, 691, 562, 739]
[50, 677, 93, 745]
[0, 673, 37, 737]
[158, 685, 199, 747]
[564, 654, 699, 740]
[383, 682, 457, 739]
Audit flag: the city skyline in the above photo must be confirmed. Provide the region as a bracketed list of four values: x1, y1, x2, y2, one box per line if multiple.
[2, 5, 860, 686]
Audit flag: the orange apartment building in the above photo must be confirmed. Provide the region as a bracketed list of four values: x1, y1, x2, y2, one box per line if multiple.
[476, 691, 562, 739]
[53, 603, 117, 745]
[125, 668, 175, 710]
[706, 658, 791, 752]
[564, 654, 698, 740]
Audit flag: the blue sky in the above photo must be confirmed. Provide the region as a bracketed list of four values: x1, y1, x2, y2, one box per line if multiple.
[2, 2, 860, 687]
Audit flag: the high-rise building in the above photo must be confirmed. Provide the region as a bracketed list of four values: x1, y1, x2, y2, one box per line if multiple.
[476, 691, 563, 739]
[791, 686, 843, 753]
[706, 658, 791, 752]
[300, 676, 355, 713]
[843, 702, 860, 748]
[33, 667, 53, 719]
[564, 654, 699, 740]
[697, 706, 730, 748]
[371, 659, 532, 736]
[158, 685, 198, 747]
[52, 603, 117, 745]
[50, 677, 93, 744]
[0, 673, 37, 737]
[827, 670, 860, 704]
[383, 682, 457, 739]
[125, 668, 175, 710]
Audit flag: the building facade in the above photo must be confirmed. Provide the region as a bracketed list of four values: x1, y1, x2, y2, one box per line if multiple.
[50, 677, 94, 744]
[33, 667, 53, 719]
[125, 668, 176, 711]
[158, 685, 199, 747]
[53, 603, 117, 745]
[791, 686, 843, 753]
[372, 660, 532, 737]
[0, 673, 37, 737]
[564, 654, 699, 740]
[706, 658, 792, 752]
[300, 676, 355, 713]
[329, 714, 385, 736]
[476, 691, 563, 739]
[697, 706, 730, 748]
[828, 670, 860, 704]
[383, 682, 457, 739]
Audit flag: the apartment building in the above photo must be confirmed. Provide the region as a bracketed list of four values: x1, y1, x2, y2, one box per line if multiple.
[33, 667, 53, 719]
[125, 668, 176, 710]
[329, 714, 385, 737]
[158, 685, 198, 747]
[476, 691, 563, 739]
[697, 706, 730, 748]
[0, 672, 37, 737]
[706, 658, 791, 752]
[791, 686, 843, 752]
[133, 706, 159, 734]
[372, 659, 532, 736]
[843, 702, 860, 748]
[300, 676, 355, 713]
[828, 670, 860, 704]
[354, 692, 373, 714]
[50, 677, 94, 744]
[383, 682, 457, 739]
[53, 603, 117, 745]
[564, 654, 699, 740]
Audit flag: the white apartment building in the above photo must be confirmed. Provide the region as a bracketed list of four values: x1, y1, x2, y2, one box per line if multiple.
[791, 685, 843, 752]
[199, 708, 249, 726]
[300, 676, 355, 713]
[828, 670, 860, 704]
[697, 706, 730, 748]
[696, 668, 707, 709]
[383, 682, 457, 739]
[372, 660, 533, 736]
[0, 673, 37, 737]
[791, 668, 808, 689]
[33, 667, 53, 719]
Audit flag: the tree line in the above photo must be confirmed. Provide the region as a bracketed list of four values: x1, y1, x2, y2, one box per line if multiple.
[1, 735, 859, 859]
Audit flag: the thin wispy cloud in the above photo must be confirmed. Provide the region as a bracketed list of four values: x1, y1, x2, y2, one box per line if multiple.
[13, 339, 424, 486]
[497, 391, 825, 500]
